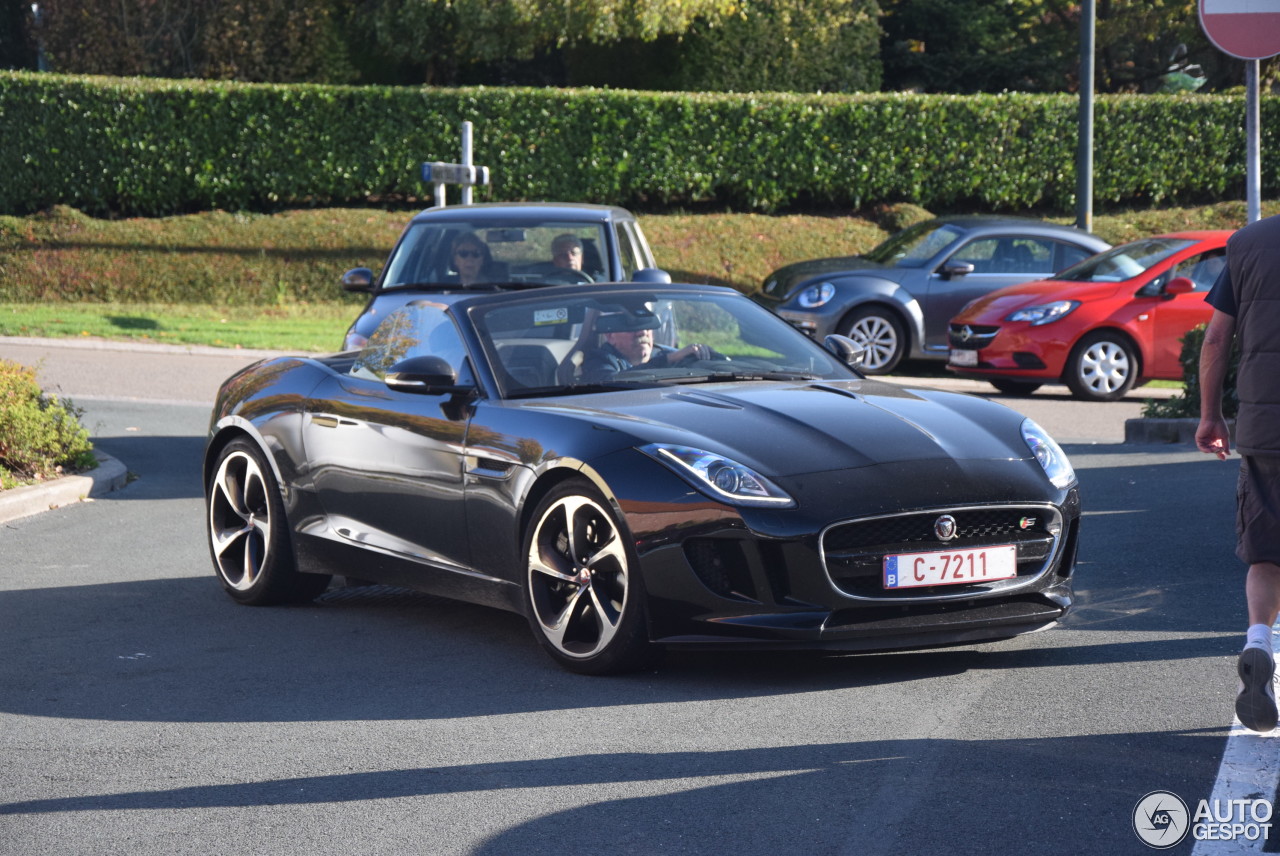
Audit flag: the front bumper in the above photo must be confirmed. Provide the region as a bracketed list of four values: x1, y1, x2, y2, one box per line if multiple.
[947, 323, 1068, 380]
[635, 489, 1081, 652]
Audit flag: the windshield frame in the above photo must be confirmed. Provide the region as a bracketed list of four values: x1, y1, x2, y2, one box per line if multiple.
[465, 286, 860, 400]
[380, 218, 614, 289]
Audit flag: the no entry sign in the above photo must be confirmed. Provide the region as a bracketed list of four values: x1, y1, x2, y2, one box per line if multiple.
[1200, 0, 1280, 60]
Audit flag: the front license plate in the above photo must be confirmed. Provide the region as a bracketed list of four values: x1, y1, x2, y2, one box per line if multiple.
[883, 545, 1017, 589]
[949, 349, 978, 367]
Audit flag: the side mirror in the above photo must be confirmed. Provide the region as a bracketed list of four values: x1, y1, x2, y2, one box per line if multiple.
[824, 333, 866, 368]
[341, 267, 375, 294]
[940, 261, 975, 280]
[385, 356, 475, 395]
[1165, 276, 1196, 296]
[632, 268, 672, 284]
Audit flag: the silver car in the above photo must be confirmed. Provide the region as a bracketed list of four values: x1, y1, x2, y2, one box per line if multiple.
[753, 216, 1111, 374]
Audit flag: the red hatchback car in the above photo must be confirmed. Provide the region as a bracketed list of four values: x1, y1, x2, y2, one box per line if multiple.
[947, 231, 1230, 401]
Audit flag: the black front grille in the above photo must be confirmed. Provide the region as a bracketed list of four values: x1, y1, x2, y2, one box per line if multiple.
[948, 324, 1000, 349]
[822, 506, 1060, 599]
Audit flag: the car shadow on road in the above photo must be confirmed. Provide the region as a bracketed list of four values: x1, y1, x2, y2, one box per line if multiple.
[0, 568, 1241, 727]
[0, 726, 1230, 855]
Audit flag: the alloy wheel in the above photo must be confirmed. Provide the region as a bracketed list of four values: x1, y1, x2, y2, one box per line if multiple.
[208, 450, 272, 592]
[527, 493, 630, 660]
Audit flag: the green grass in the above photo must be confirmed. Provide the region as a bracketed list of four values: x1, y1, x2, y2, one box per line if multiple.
[0, 301, 355, 352]
[0, 199, 1274, 353]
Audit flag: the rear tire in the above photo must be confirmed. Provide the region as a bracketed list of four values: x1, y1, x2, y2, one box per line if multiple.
[206, 439, 331, 605]
[1064, 332, 1138, 402]
[839, 307, 906, 374]
[523, 479, 657, 675]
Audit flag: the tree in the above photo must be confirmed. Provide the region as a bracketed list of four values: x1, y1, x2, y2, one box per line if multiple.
[674, 0, 882, 93]
[199, 0, 354, 83]
[353, 0, 739, 84]
[33, 0, 354, 82]
[881, 0, 1275, 94]
[0, 0, 36, 69]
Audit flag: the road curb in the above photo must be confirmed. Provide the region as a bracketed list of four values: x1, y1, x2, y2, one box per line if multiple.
[0, 450, 129, 525]
[1123, 417, 1234, 445]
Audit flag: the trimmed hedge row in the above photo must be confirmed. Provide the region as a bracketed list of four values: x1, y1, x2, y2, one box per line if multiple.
[1, 71, 1276, 216]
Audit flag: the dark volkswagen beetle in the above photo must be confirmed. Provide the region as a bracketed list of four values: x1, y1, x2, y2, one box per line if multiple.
[205, 282, 1080, 674]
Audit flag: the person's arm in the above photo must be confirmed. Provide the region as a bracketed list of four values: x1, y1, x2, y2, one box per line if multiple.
[1196, 309, 1237, 459]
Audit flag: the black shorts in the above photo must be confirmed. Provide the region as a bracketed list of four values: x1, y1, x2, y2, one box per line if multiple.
[1237, 456, 1280, 566]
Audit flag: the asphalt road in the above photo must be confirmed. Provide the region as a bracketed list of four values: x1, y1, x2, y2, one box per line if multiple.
[0, 339, 1255, 855]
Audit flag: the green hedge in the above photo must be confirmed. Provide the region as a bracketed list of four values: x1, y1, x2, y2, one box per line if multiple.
[1, 71, 1276, 216]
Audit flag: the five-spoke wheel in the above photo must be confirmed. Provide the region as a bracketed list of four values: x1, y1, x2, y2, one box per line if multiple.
[206, 439, 329, 605]
[524, 480, 654, 674]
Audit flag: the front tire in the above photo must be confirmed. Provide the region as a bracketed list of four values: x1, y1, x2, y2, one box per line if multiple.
[989, 379, 1043, 396]
[839, 307, 906, 374]
[1064, 332, 1138, 402]
[206, 439, 331, 605]
[524, 479, 656, 675]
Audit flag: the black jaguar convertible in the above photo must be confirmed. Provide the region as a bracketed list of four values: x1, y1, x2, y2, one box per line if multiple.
[204, 282, 1080, 674]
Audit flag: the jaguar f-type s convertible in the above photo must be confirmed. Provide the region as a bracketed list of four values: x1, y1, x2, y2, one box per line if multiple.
[204, 282, 1080, 674]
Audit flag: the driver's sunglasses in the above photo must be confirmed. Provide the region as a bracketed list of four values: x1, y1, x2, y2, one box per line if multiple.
[456, 249, 482, 259]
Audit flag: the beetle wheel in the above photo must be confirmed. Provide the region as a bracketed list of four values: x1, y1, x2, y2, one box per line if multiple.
[839, 308, 905, 374]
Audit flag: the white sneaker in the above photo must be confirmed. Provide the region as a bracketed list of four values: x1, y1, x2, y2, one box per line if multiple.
[1236, 646, 1278, 733]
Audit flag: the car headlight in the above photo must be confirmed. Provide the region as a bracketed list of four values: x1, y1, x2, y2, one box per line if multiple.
[640, 444, 795, 507]
[1005, 300, 1079, 326]
[1021, 418, 1075, 488]
[797, 282, 836, 309]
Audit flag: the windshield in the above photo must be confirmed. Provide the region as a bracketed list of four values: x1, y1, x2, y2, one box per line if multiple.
[1054, 238, 1193, 283]
[381, 219, 611, 288]
[471, 289, 857, 398]
[862, 221, 965, 268]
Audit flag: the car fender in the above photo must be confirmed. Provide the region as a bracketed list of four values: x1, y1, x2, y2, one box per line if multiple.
[827, 276, 925, 356]
[204, 415, 306, 518]
[1065, 325, 1145, 377]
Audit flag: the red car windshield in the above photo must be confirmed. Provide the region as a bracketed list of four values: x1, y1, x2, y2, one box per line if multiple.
[1054, 238, 1194, 283]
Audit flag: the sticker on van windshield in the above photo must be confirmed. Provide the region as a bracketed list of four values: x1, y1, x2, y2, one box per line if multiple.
[534, 308, 569, 326]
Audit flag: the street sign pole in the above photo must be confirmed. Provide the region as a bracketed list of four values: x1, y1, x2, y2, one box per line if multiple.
[1075, 0, 1096, 232]
[420, 122, 491, 208]
[1246, 60, 1261, 222]
[1199, 0, 1280, 224]
[461, 121, 475, 206]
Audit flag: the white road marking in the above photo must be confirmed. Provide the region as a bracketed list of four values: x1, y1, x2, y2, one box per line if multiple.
[1191, 624, 1280, 855]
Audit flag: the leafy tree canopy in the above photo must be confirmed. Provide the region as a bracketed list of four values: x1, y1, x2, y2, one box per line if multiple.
[359, 0, 740, 81]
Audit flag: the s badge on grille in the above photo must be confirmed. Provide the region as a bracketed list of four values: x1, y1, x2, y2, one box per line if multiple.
[934, 514, 958, 541]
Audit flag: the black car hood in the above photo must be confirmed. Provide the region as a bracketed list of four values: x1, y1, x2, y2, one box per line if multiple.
[520, 379, 1031, 478]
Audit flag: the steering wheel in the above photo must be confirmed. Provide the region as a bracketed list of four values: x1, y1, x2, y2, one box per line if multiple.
[541, 269, 594, 285]
[674, 344, 729, 366]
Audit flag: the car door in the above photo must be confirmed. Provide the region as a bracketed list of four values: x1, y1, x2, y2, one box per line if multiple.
[303, 301, 475, 575]
[1147, 249, 1224, 378]
[921, 236, 1059, 352]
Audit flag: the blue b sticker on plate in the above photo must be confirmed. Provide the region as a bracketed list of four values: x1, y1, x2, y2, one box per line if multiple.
[534, 308, 569, 326]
